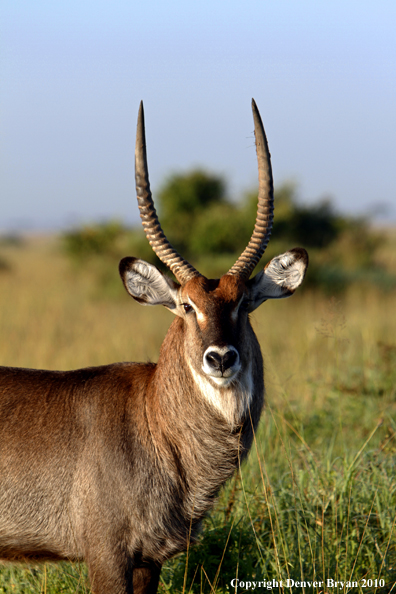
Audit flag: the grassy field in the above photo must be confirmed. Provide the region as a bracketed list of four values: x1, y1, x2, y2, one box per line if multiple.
[0, 234, 395, 593]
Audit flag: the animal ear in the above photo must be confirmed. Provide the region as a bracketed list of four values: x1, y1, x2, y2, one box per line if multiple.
[247, 248, 308, 311]
[119, 257, 180, 311]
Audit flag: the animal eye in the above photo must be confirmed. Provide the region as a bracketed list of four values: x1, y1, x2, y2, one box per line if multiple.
[240, 299, 251, 311]
[183, 303, 193, 314]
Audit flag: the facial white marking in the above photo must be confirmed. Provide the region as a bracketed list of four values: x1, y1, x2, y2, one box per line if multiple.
[187, 296, 207, 324]
[202, 345, 241, 379]
[230, 295, 245, 323]
[188, 361, 253, 426]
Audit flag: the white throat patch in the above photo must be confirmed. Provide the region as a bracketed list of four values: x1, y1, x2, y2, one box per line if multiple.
[188, 361, 253, 426]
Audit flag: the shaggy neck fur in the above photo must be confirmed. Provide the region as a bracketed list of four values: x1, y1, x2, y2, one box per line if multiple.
[139, 316, 264, 559]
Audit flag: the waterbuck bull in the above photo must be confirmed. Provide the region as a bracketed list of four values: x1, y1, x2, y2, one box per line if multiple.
[0, 100, 308, 593]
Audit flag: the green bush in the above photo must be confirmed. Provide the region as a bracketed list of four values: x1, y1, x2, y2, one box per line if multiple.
[61, 171, 394, 293]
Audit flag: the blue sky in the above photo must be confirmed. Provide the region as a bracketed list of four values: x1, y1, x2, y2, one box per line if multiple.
[1, 1, 396, 230]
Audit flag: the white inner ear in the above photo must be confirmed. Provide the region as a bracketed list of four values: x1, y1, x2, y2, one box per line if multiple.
[124, 260, 179, 309]
[264, 251, 307, 292]
[248, 249, 308, 308]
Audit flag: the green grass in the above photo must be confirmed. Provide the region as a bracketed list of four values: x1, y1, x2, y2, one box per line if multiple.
[0, 564, 89, 594]
[162, 412, 396, 593]
[0, 235, 395, 593]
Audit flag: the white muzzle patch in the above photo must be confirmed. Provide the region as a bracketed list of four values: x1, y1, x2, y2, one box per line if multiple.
[202, 345, 241, 387]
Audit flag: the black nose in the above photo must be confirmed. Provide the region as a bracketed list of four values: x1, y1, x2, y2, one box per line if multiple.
[205, 349, 238, 373]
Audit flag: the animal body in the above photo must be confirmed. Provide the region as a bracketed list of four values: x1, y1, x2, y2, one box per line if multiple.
[0, 100, 308, 593]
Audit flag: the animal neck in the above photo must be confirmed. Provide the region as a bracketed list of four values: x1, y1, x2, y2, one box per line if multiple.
[138, 316, 264, 527]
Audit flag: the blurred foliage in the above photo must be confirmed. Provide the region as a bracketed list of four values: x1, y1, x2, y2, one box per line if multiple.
[158, 170, 227, 254]
[0, 233, 24, 248]
[62, 221, 159, 297]
[62, 170, 395, 295]
[0, 233, 25, 272]
[0, 257, 10, 273]
[62, 221, 125, 261]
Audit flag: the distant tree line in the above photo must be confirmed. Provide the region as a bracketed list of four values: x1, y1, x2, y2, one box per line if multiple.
[62, 169, 393, 294]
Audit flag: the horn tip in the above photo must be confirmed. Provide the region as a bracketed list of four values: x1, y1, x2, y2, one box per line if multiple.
[138, 101, 144, 120]
[136, 101, 146, 147]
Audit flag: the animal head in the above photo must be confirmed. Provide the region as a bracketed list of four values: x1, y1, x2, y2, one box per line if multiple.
[120, 100, 308, 387]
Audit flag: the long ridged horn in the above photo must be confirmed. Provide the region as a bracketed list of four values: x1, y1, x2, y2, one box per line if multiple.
[135, 102, 201, 285]
[227, 99, 274, 279]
